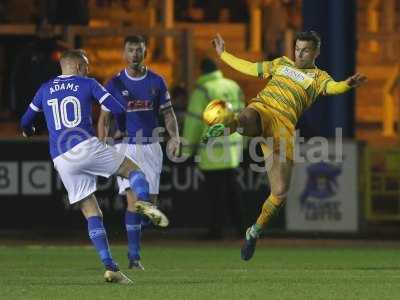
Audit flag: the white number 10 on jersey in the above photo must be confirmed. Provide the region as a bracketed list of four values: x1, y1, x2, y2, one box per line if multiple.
[47, 96, 82, 130]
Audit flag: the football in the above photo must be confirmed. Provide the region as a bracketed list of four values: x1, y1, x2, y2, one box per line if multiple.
[202, 99, 234, 126]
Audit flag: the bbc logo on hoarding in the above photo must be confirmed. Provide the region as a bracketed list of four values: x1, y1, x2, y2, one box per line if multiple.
[0, 161, 52, 195]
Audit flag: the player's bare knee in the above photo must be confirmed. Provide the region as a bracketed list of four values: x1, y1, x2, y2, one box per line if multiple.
[117, 157, 140, 178]
[80, 195, 103, 219]
[80, 206, 103, 219]
[238, 109, 262, 136]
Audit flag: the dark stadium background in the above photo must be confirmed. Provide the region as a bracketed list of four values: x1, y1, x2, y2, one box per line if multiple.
[0, 1, 399, 299]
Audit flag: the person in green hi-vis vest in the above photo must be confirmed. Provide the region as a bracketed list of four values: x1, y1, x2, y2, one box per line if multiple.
[182, 58, 245, 239]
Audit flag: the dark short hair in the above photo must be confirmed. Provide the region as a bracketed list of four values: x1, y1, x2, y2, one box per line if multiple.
[295, 31, 321, 49]
[60, 49, 87, 62]
[200, 57, 218, 74]
[124, 35, 146, 46]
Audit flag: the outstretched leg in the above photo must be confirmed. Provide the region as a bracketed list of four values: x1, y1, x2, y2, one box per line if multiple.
[116, 158, 149, 201]
[241, 151, 293, 261]
[236, 107, 263, 137]
[203, 106, 263, 141]
[116, 157, 169, 227]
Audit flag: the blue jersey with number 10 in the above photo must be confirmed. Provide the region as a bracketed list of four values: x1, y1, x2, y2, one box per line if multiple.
[27, 75, 119, 158]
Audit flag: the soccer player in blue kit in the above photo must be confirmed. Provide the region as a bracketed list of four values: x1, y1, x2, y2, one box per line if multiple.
[98, 35, 181, 270]
[20, 49, 169, 284]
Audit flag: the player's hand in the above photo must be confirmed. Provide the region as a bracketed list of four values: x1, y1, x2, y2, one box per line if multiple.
[113, 130, 126, 141]
[345, 73, 367, 88]
[212, 33, 225, 56]
[22, 126, 36, 138]
[167, 137, 182, 159]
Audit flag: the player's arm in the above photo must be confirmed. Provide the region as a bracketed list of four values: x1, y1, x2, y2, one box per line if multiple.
[220, 51, 260, 77]
[20, 106, 38, 137]
[90, 79, 126, 132]
[97, 108, 111, 141]
[212, 33, 266, 78]
[322, 73, 367, 95]
[162, 106, 180, 140]
[324, 80, 351, 95]
[20, 88, 43, 137]
[158, 77, 181, 157]
[162, 106, 181, 157]
[101, 95, 126, 133]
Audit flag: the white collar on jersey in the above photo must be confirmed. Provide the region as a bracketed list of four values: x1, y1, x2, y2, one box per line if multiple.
[124, 68, 148, 81]
[58, 75, 75, 78]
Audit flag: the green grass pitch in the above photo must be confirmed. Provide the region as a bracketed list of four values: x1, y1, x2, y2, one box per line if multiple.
[1, 241, 400, 300]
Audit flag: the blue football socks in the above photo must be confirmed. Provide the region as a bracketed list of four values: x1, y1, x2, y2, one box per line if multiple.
[125, 211, 142, 261]
[87, 216, 118, 271]
[128, 170, 149, 201]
